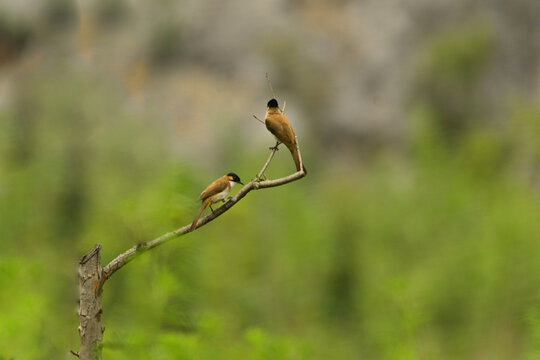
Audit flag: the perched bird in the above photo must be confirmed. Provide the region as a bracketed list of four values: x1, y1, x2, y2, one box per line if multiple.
[265, 98, 306, 173]
[190, 172, 243, 231]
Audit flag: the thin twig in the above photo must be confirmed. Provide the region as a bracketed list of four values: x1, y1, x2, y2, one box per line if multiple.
[101, 144, 306, 283]
[257, 147, 277, 180]
[70, 350, 80, 358]
[253, 115, 265, 124]
[295, 136, 304, 171]
[266, 72, 276, 99]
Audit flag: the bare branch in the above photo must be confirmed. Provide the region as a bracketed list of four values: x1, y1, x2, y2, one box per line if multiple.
[257, 147, 277, 180]
[266, 72, 276, 99]
[295, 136, 304, 171]
[252, 114, 265, 124]
[101, 145, 306, 283]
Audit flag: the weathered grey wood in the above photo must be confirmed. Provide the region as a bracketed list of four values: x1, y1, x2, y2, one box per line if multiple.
[78, 244, 104, 360]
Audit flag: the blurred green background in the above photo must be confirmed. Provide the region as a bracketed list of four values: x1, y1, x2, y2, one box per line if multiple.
[1, 0, 540, 359]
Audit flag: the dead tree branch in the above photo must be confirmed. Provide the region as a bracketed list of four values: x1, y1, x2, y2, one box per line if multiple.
[76, 139, 306, 360]
[100, 144, 306, 285]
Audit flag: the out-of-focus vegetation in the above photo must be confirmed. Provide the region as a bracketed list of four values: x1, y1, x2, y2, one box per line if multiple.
[1, 0, 540, 359]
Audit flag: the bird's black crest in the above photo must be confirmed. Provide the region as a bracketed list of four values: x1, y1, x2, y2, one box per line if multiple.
[267, 98, 279, 108]
[227, 172, 243, 184]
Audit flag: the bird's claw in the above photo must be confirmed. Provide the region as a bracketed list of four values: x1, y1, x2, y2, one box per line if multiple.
[269, 142, 281, 151]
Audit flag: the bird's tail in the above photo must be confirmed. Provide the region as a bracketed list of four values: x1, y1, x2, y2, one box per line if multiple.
[288, 146, 307, 174]
[190, 200, 209, 231]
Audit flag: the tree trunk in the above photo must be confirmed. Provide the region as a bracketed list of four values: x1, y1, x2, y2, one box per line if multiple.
[72, 146, 307, 358]
[78, 244, 104, 360]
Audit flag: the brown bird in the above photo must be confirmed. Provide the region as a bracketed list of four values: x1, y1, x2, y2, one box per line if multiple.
[190, 172, 243, 231]
[265, 98, 306, 173]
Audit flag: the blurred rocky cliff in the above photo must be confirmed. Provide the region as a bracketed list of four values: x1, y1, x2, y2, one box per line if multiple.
[1, 0, 539, 168]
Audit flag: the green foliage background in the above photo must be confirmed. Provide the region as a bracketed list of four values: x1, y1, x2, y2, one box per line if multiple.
[1, 1, 540, 359]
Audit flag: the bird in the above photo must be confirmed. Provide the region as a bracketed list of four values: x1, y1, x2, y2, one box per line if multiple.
[190, 172, 244, 231]
[265, 98, 306, 173]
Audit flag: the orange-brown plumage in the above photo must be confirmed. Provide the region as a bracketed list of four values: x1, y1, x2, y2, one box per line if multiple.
[265, 99, 306, 173]
[190, 173, 243, 231]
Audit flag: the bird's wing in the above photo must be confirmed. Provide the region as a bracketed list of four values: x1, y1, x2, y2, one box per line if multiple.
[265, 113, 297, 147]
[281, 114, 297, 146]
[198, 176, 229, 201]
[264, 113, 281, 139]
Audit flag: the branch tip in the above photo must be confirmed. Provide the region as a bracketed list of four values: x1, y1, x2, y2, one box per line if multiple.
[253, 115, 265, 124]
[79, 244, 101, 265]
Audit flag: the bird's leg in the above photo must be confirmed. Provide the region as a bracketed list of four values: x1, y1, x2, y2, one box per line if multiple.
[269, 141, 281, 151]
[209, 205, 215, 214]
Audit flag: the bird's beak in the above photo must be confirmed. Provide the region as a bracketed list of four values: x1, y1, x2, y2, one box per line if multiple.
[238, 181, 244, 185]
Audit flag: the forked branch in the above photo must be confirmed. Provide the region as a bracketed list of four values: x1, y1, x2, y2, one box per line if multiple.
[100, 143, 306, 287]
